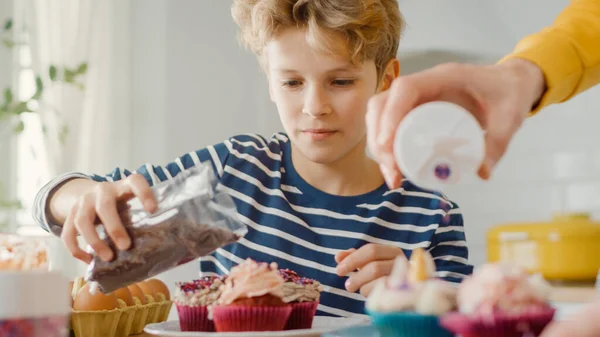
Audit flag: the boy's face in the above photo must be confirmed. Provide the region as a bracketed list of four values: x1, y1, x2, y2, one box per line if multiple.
[265, 28, 389, 165]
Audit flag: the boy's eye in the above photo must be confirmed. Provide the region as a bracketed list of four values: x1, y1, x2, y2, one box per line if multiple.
[331, 79, 355, 87]
[282, 80, 302, 88]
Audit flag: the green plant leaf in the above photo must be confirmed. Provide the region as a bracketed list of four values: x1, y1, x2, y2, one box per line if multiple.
[3, 88, 12, 105]
[1, 39, 14, 49]
[3, 18, 12, 32]
[77, 63, 88, 75]
[0, 199, 23, 209]
[64, 68, 75, 83]
[12, 101, 30, 115]
[49, 65, 58, 81]
[13, 120, 24, 133]
[32, 76, 44, 99]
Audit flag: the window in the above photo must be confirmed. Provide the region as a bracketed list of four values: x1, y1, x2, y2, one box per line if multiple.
[13, 23, 50, 235]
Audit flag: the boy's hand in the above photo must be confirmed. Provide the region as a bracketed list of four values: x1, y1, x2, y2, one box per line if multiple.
[335, 244, 405, 297]
[61, 174, 157, 264]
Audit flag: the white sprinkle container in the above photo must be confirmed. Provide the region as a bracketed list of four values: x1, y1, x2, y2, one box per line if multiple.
[393, 101, 485, 192]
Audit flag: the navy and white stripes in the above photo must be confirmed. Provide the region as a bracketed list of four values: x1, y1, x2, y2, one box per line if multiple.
[33, 133, 473, 318]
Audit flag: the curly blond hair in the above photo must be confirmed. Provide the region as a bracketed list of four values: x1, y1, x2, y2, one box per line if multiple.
[231, 0, 404, 75]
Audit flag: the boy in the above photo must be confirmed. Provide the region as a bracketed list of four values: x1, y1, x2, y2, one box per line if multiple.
[33, 0, 472, 317]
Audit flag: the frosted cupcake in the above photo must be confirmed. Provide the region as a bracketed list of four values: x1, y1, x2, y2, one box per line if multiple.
[211, 259, 292, 332]
[366, 248, 457, 337]
[440, 263, 555, 337]
[174, 276, 225, 332]
[278, 269, 323, 330]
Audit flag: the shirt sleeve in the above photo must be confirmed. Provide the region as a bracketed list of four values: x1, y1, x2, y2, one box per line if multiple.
[428, 207, 474, 283]
[500, 0, 600, 114]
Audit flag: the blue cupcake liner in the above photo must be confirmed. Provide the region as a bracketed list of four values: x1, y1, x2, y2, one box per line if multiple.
[366, 309, 454, 337]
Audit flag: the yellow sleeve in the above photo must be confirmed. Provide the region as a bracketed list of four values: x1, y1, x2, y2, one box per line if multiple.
[501, 0, 600, 114]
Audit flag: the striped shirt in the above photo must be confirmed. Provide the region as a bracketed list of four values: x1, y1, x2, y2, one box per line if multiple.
[33, 133, 473, 318]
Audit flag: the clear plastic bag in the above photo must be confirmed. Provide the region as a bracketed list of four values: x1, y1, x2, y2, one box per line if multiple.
[85, 163, 247, 293]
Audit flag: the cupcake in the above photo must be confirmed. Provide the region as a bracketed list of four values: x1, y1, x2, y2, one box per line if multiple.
[211, 259, 292, 332]
[278, 269, 323, 330]
[365, 248, 457, 337]
[174, 276, 225, 332]
[440, 263, 555, 337]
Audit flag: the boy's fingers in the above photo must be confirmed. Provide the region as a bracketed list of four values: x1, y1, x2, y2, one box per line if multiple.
[75, 194, 114, 262]
[336, 244, 403, 276]
[95, 183, 131, 251]
[126, 174, 157, 213]
[61, 204, 92, 264]
[345, 260, 394, 293]
[334, 248, 356, 264]
[359, 278, 382, 298]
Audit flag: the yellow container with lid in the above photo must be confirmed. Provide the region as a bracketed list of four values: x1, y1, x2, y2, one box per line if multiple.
[487, 213, 600, 282]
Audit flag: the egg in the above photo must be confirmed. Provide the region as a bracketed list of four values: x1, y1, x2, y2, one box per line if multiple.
[113, 287, 135, 306]
[144, 279, 170, 300]
[127, 283, 147, 305]
[137, 281, 157, 301]
[73, 283, 119, 311]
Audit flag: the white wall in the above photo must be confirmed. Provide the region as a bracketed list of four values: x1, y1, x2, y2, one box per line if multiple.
[124, 0, 598, 307]
[130, 0, 280, 168]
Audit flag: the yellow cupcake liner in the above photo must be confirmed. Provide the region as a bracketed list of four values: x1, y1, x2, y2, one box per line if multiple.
[130, 297, 150, 335]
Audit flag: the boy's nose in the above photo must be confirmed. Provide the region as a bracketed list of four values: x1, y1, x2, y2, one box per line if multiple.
[302, 105, 332, 117]
[303, 88, 332, 117]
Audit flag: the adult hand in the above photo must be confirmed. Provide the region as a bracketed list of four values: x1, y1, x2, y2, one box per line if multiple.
[366, 58, 546, 188]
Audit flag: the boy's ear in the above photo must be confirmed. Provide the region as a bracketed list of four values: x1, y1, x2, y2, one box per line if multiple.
[378, 58, 400, 92]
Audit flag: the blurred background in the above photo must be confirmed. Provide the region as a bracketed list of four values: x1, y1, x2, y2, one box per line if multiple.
[1, 0, 599, 316]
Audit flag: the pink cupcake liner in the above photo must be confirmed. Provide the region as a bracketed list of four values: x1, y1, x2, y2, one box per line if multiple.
[440, 306, 556, 337]
[175, 304, 215, 332]
[285, 301, 319, 330]
[212, 305, 293, 332]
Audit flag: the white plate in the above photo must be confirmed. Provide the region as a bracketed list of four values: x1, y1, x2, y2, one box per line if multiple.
[144, 316, 370, 337]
